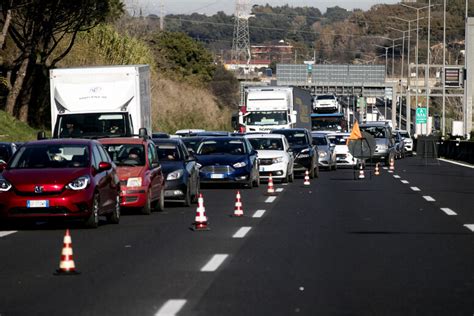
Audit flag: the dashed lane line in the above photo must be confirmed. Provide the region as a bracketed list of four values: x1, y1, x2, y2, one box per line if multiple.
[383, 167, 388, 170]
[463, 225, 474, 232]
[155, 299, 187, 316]
[423, 196, 436, 202]
[393, 175, 401, 179]
[438, 158, 474, 169]
[410, 187, 421, 192]
[276, 188, 284, 193]
[233, 227, 252, 239]
[252, 210, 266, 218]
[0, 231, 17, 238]
[401, 180, 409, 184]
[201, 254, 229, 272]
[265, 196, 277, 203]
[441, 208, 457, 216]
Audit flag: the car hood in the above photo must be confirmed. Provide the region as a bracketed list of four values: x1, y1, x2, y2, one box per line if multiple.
[256, 150, 286, 159]
[116, 166, 145, 181]
[159, 161, 184, 176]
[334, 145, 349, 154]
[3, 168, 89, 193]
[196, 154, 248, 166]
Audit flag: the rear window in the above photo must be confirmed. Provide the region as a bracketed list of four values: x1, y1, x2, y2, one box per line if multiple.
[312, 137, 328, 146]
[197, 140, 246, 155]
[156, 144, 181, 161]
[103, 144, 146, 166]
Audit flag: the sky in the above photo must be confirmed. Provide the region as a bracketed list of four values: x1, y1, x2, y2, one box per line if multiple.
[126, 0, 400, 16]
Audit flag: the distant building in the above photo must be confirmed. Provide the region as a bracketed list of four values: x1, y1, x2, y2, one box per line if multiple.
[224, 59, 271, 73]
[251, 43, 294, 63]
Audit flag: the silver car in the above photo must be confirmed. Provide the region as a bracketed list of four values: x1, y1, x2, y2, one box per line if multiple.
[311, 132, 337, 170]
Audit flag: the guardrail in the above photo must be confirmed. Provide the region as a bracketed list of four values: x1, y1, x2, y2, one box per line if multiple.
[415, 136, 474, 164]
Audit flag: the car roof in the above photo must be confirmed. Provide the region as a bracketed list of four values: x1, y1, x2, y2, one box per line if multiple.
[244, 133, 285, 139]
[200, 136, 245, 142]
[272, 128, 307, 132]
[327, 132, 350, 136]
[23, 139, 98, 146]
[98, 137, 150, 145]
[360, 121, 390, 127]
[153, 138, 182, 145]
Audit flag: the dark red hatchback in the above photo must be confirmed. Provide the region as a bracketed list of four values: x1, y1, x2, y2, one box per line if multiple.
[0, 139, 120, 228]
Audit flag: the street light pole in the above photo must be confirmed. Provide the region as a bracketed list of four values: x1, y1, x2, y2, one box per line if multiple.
[375, 44, 389, 78]
[442, 0, 446, 136]
[425, 0, 431, 135]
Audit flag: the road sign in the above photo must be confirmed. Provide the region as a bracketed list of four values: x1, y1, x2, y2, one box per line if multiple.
[416, 107, 427, 124]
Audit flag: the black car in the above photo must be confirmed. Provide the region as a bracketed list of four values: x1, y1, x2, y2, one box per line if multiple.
[0, 142, 18, 165]
[271, 128, 319, 178]
[154, 139, 200, 206]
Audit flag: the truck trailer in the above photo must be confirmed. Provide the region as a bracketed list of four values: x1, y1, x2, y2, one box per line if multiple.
[50, 65, 151, 138]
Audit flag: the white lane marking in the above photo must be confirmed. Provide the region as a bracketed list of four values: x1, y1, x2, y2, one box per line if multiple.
[410, 187, 421, 192]
[201, 254, 229, 272]
[233, 227, 252, 238]
[438, 158, 474, 169]
[282, 183, 288, 186]
[423, 196, 436, 202]
[155, 299, 187, 316]
[388, 170, 393, 173]
[441, 208, 457, 216]
[265, 196, 277, 203]
[393, 175, 401, 179]
[0, 231, 17, 238]
[463, 225, 474, 232]
[383, 167, 388, 170]
[253, 210, 266, 218]
[401, 180, 409, 184]
[276, 188, 284, 192]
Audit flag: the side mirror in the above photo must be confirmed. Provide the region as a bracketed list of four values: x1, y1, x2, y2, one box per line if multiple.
[0, 161, 7, 173]
[290, 114, 297, 124]
[98, 161, 112, 172]
[139, 128, 148, 139]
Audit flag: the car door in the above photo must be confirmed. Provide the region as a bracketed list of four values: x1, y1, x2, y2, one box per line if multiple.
[180, 143, 195, 195]
[97, 144, 117, 211]
[245, 139, 258, 181]
[147, 141, 162, 201]
[284, 137, 294, 174]
[92, 145, 111, 212]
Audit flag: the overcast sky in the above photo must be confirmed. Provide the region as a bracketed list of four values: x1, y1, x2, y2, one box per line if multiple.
[126, 0, 400, 16]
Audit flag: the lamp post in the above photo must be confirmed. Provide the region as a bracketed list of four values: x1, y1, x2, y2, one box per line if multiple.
[377, 36, 403, 77]
[375, 44, 390, 78]
[442, 0, 446, 136]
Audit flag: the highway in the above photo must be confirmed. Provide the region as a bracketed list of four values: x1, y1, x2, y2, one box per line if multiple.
[1, 157, 473, 316]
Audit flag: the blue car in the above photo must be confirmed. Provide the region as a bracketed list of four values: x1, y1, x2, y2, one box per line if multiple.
[195, 137, 260, 188]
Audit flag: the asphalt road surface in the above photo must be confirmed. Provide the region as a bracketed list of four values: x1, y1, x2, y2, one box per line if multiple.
[1, 156, 473, 316]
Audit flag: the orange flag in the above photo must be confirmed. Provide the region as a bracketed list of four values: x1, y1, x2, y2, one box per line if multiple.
[346, 120, 363, 145]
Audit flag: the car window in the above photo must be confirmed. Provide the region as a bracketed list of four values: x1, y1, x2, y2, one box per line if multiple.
[360, 126, 388, 138]
[148, 143, 158, 164]
[102, 144, 146, 166]
[312, 137, 328, 146]
[156, 143, 181, 161]
[197, 139, 246, 155]
[97, 145, 111, 163]
[248, 138, 284, 150]
[9, 144, 90, 169]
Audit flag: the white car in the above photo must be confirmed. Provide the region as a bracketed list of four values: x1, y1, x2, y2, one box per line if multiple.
[313, 94, 340, 113]
[327, 132, 358, 167]
[396, 129, 413, 155]
[245, 133, 295, 183]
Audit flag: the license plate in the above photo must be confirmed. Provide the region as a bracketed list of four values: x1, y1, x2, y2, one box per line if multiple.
[210, 174, 224, 179]
[27, 200, 49, 208]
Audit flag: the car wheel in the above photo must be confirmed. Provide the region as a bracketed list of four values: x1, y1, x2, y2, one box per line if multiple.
[142, 191, 152, 215]
[282, 170, 289, 183]
[253, 173, 260, 187]
[108, 194, 121, 224]
[155, 187, 165, 212]
[85, 193, 100, 229]
[192, 179, 200, 204]
[183, 185, 191, 207]
[289, 170, 294, 182]
[315, 165, 320, 178]
[309, 162, 315, 179]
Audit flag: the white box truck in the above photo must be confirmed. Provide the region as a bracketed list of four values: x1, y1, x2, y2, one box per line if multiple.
[50, 65, 151, 138]
[238, 86, 312, 133]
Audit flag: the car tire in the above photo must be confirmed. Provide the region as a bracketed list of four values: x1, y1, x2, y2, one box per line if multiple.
[309, 162, 315, 179]
[108, 194, 121, 224]
[192, 179, 200, 204]
[289, 170, 294, 182]
[183, 185, 191, 207]
[155, 188, 165, 212]
[282, 171, 289, 183]
[142, 192, 152, 215]
[85, 193, 100, 229]
[315, 165, 320, 178]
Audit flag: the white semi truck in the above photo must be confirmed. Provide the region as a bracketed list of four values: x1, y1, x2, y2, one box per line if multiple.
[237, 86, 312, 133]
[50, 65, 151, 138]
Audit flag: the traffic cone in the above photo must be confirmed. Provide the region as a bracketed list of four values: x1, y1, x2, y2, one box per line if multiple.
[192, 193, 210, 231]
[389, 157, 395, 171]
[358, 164, 365, 179]
[266, 174, 276, 195]
[55, 229, 80, 275]
[374, 162, 380, 176]
[303, 170, 310, 186]
[232, 191, 244, 217]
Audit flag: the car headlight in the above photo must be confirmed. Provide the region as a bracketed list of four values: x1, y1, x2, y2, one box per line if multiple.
[126, 177, 142, 187]
[0, 178, 12, 192]
[272, 157, 284, 164]
[167, 169, 184, 180]
[233, 161, 247, 168]
[318, 151, 327, 158]
[66, 176, 90, 191]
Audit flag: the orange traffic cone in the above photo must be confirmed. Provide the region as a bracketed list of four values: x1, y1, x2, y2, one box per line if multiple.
[192, 193, 210, 231]
[267, 174, 276, 195]
[303, 170, 310, 186]
[358, 164, 365, 179]
[374, 162, 380, 176]
[389, 157, 395, 171]
[232, 191, 244, 217]
[55, 229, 80, 275]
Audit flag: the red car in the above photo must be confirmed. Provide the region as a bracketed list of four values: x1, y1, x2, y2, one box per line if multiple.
[0, 139, 120, 228]
[99, 137, 165, 214]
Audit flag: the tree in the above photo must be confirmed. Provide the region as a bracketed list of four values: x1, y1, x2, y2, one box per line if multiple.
[0, 0, 123, 122]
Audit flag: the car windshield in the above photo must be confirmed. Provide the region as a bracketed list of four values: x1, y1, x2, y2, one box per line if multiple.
[248, 138, 283, 150]
[103, 144, 145, 166]
[58, 113, 128, 138]
[197, 140, 246, 155]
[274, 132, 307, 146]
[312, 137, 328, 146]
[246, 111, 288, 126]
[181, 138, 204, 152]
[328, 135, 348, 145]
[316, 95, 335, 100]
[156, 144, 181, 161]
[9, 144, 90, 169]
[399, 131, 410, 138]
[360, 126, 389, 138]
